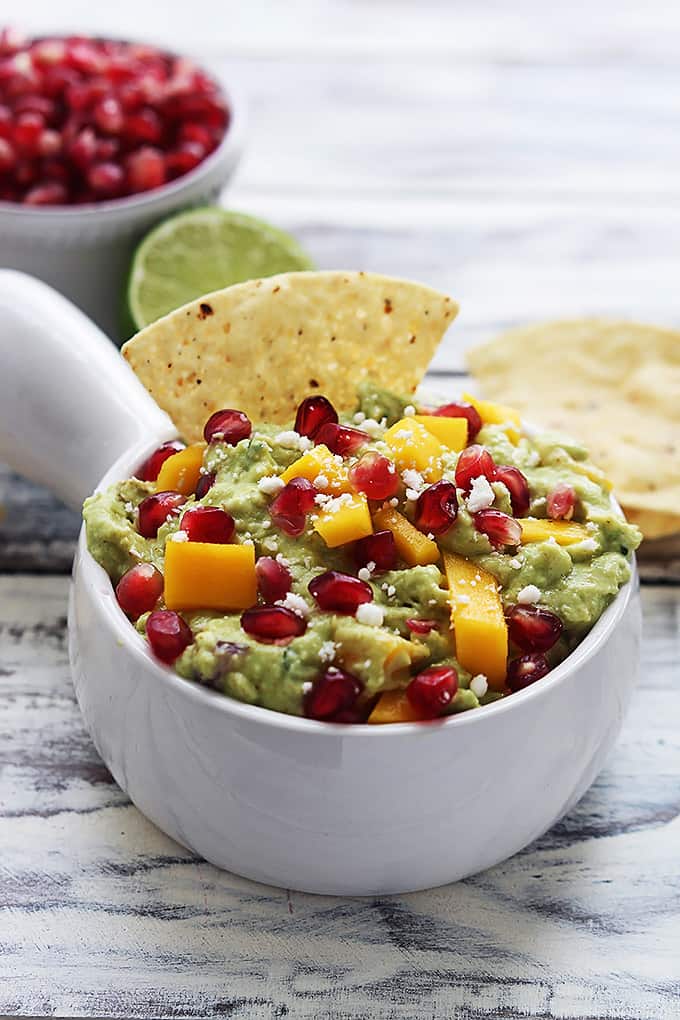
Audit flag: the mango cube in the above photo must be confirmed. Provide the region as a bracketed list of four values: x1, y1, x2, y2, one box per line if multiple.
[383, 418, 443, 480]
[372, 506, 440, 566]
[519, 517, 591, 546]
[443, 552, 508, 690]
[156, 443, 206, 496]
[164, 540, 256, 611]
[462, 392, 521, 444]
[314, 492, 373, 548]
[414, 414, 467, 452]
[368, 690, 424, 724]
[280, 444, 351, 492]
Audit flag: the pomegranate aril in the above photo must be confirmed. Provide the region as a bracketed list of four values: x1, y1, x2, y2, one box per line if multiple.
[194, 471, 216, 500]
[115, 562, 163, 619]
[493, 465, 530, 516]
[124, 108, 162, 143]
[405, 618, 438, 635]
[13, 112, 44, 150]
[505, 604, 563, 652]
[137, 490, 185, 538]
[308, 570, 373, 614]
[94, 96, 124, 134]
[203, 408, 252, 445]
[455, 444, 496, 494]
[256, 556, 292, 603]
[304, 667, 363, 722]
[294, 395, 338, 438]
[507, 652, 551, 692]
[414, 480, 458, 535]
[88, 161, 124, 195]
[69, 127, 98, 168]
[348, 452, 399, 500]
[407, 665, 458, 718]
[313, 422, 369, 457]
[0, 104, 12, 138]
[0, 138, 16, 172]
[547, 483, 577, 521]
[269, 477, 317, 536]
[179, 122, 215, 149]
[353, 530, 397, 573]
[433, 400, 483, 441]
[136, 440, 184, 482]
[241, 605, 307, 643]
[23, 182, 67, 205]
[126, 145, 166, 192]
[182, 506, 235, 544]
[36, 129, 62, 156]
[473, 508, 522, 548]
[146, 609, 193, 664]
[0, 27, 27, 56]
[166, 141, 205, 176]
[14, 95, 56, 120]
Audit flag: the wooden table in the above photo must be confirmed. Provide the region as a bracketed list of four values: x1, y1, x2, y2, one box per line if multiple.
[2, 3, 679, 1016]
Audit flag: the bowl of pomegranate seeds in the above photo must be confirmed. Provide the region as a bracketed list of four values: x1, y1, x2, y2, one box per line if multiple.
[0, 269, 642, 895]
[0, 28, 244, 336]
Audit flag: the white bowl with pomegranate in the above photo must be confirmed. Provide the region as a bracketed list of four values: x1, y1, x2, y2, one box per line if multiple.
[0, 29, 244, 337]
[0, 270, 642, 896]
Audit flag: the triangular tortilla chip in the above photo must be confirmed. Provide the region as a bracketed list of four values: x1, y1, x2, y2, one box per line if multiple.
[123, 270, 458, 443]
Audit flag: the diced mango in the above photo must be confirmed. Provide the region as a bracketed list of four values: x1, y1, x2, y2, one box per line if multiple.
[414, 415, 467, 452]
[368, 690, 425, 724]
[314, 492, 373, 548]
[383, 418, 443, 480]
[462, 392, 521, 443]
[164, 540, 256, 611]
[519, 517, 592, 546]
[280, 444, 351, 492]
[156, 443, 206, 496]
[373, 506, 440, 566]
[443, 552, 508, 691]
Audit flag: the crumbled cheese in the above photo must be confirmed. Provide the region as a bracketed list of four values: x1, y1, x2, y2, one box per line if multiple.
[470, 674, 488, 698]
[314, 492, 331, 506]
[313, 473, 330, 490]
[517, 584, 541, 604]
[466, 475, 495, 513]
[258, 474, 285, 495]
[387, 584, 396, 597]
[405, 488, 420, 503]
[367, 560, 376, 573]
[579, 538, 599, 552]
[261, 519, 271, 529]
[242, 538, 254, 547]
[455, 593, 470, 605]
[355, 603, 385, 626]
[169, 530, 188, 542]
[353, 411, 366, 424]
[403, 404, 416, 417]
[508, 557, 523, 569]
[318, 640, 337, 664]
[275, 553, 290, 566]
[363, 659, 372, 669]
[277, 592, 310, 617]
[362, 417, 383, 437]
[427, 533, 435, 541]
[389, 497, 399, 507]
[124, 501, 133, 513]
[263, 537, 279, 552]
[532, 496, 547, 508]
[394, 428, 414, 440]
[402, 468, 425, 492]
[586, 522, 598, 533]
[274, 430, 311, 451]
[357, 567, 371, 582]
[323, 492, 354, 514]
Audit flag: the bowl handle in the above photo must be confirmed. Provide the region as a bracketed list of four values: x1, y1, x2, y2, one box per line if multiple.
[0, 270, 175, 511]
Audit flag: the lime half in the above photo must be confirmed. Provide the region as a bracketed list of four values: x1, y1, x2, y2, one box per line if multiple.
[125, 207, 315, 333]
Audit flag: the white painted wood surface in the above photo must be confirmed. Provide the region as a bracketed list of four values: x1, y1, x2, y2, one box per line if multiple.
[2, 1, 680, 1015]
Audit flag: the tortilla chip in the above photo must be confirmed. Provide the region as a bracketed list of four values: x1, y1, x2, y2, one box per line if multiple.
[123, 271, 457, 443]
[467, 319, 680, 539]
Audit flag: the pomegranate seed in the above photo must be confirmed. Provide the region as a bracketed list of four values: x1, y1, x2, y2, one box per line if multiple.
[304, 667, 363, 722]
[455, 444, 496, 494]
[256, 556, 292, 603]
[414, 481, 458, 535]
[115, 562, 163, 619]
[0, 104, 12, 138]
[269, 478, 317, 536]
[166, 141, 205, 175]
[88, 161, 124, 195]
[505, 604, 563, 652]
[0, 138, 16, 172]
[313, 422, 369, 457]
[353, 530, 397, 573]
[433, 400, 483, 441]
[507, 653, 551, 692]
[179, 122, 215, 149]
[547, 483, 577, 521]
[66, 41, 104, 75]
[241, 605, 307, 643]
[493, 465, 530, 516]
[69, 127, 98, 168]
[146, 609, 193, 664]
[96, 137, 119, 161]
[407, 665, 458, 718]
[0, 27, 27, 56]
[473, 509, 522, 548]
[308, 570, 373, 614]
[126, 145, 166, 192]
[136, 440, 184, 482]
[13, 112, 44, 150]
[203, 408, 252, 445]
[14, 95, 56, 120]
[36, 129, 62, 156]
[124, 108, 162, 143]
[405, 618, 438, 635]
[294, 395, 338, 438]
[31, 39, 66, 68]
[94, 96, 124, 134]
[348, 452, 399, 500]
[23, 182, 67, 205]
[194, 471, 216, 500]
[182, 506, 235, 544]
[137, 491, 185, 538]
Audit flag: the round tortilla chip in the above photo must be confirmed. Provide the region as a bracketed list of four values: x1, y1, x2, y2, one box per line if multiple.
[122, 270, 458, 444]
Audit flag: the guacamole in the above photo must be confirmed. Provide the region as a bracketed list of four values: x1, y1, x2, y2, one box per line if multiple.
[84, 383, 640, 724]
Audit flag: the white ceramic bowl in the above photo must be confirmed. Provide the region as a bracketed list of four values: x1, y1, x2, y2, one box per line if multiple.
[0, 78, 245, 341]
[0, 271, 642, 896]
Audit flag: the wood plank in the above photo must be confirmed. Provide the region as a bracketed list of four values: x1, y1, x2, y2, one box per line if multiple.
[0, 577, 678, 1017]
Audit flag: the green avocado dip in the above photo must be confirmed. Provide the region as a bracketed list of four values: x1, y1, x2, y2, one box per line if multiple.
[83, 382, 640, 724]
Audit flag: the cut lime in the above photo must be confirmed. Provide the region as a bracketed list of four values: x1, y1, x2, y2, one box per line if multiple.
[124, 207, 315, 333]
